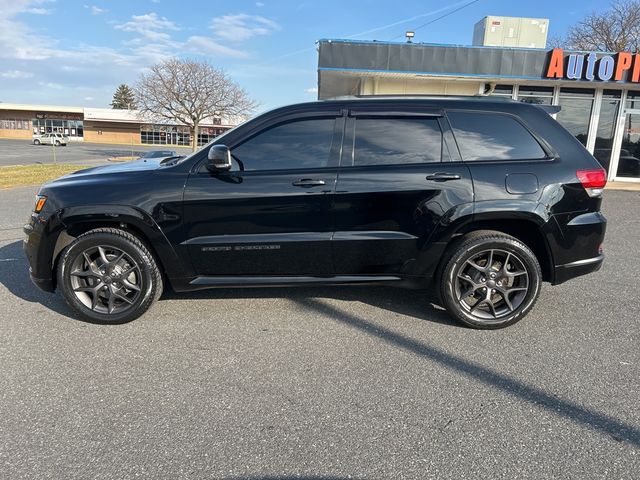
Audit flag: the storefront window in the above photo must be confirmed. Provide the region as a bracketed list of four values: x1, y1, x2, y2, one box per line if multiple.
[626, 90, 640, 109]
[140, 125, 191, 146]
[140, 124, 230, 146]
[615, 113, 640, 178]
[593, 90, 621, 172]
[0, 119, 31, 130]
[517, 86, 554, 105]
[489, 84, 513, 98]
[556, 88, 595, 147]
[32, 119, 83, 137]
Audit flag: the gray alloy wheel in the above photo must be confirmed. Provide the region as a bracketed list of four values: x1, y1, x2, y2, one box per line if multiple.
[454, 248, 529, 322]
[33, 139, 40, 145]
[57, 228, 162, 323]
[69, 245, 142, 315]
[440, 232, 541, 329]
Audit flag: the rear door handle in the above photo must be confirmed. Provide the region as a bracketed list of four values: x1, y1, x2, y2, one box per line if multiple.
[292, 179, 326, 187]
[426, 172, 461, 182]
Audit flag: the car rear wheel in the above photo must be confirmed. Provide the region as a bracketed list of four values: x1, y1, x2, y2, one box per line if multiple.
[55, 140, 61, 146]
[440, 232, 542, 329]
[57, 228, 162, 323]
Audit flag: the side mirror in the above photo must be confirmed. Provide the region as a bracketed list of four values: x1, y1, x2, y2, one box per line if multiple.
[207, 145, 232, 172]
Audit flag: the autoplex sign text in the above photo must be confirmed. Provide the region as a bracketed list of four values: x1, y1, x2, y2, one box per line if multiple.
[545, 48, 640, 82]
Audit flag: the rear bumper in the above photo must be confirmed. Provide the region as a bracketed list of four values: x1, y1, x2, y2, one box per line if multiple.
[553, 254, 604, 285]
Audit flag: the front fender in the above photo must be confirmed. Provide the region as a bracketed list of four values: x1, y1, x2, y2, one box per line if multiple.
[55, 204, 193, 281]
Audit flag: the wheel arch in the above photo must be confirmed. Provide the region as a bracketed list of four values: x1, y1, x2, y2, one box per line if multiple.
[48, 205, 192, 289]
[448, 212, 555, 282]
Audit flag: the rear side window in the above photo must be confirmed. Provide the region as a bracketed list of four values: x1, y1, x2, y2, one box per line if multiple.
[353, 117, 443, 166]
[447, 111, 546, 161]
[232, 118, 335, 171]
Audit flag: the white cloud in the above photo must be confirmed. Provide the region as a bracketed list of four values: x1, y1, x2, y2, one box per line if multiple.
[25, 7, 52, 14]
[185, 36, 248, 59]
[210, 14, 279, 42]
[304, 87, 318, 93]
[84, 96, 94, 101]
[0, 3, 261, 105]
[84, 5, 107, 15]
[38, 81, 63, 89]
[0, 70, 33, 78]
[256, 2, 264, 6]
[114, 12, 179, 38]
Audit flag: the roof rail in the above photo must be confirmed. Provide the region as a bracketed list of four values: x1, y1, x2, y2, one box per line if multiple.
[325, 94, 513, 102]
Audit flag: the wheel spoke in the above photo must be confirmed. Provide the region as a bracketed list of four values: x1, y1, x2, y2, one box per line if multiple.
[98, 246, 110, 265]
[466, 259, 487, 273]
[70, 269, 96, 278]
[498, 288, 514, 311]
[107, 287, 116, 314]
[487, 249, 494, 271]
[113, 291, 134, 305]
[121, 278, 140, 292]
[469, 297, 487, 313]
[120, 265, 139, 278]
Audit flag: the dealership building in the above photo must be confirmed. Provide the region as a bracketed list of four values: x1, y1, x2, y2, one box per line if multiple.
[317, 29, 640, 183]
[0, 103, 233, 147]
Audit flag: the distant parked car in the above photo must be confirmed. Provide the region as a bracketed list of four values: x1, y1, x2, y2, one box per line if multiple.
[33, 133, 69, 146]
[138, 150, 177, 160]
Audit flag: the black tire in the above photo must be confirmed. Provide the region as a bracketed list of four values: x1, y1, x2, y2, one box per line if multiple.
[440, 231, 542, 329]
[57, 228, 163, 324]
[55, 140, 61, 146]
[34, 140, 40, 145]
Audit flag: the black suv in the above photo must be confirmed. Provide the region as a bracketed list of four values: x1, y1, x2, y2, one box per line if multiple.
[23, 97, 607, 329]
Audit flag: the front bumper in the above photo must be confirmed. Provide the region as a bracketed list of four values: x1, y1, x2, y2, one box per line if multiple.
[28, 265, 55, 292]
[553, 254, 604, 285]
[23, 217, 56, 293]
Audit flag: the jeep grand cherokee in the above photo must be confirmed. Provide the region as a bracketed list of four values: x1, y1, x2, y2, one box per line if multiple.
[23, 97, 607, 328]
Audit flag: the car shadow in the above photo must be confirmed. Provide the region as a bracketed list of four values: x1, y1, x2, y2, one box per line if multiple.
[160, 283, 460, 328]
[1, 238, 457, 327]
[0, 240, 76, 318]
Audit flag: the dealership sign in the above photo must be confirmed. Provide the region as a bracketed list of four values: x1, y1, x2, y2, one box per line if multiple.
[545, 48, 640, 82]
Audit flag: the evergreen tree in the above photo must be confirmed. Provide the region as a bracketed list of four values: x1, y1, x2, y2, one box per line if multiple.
[110, 84, 137, 109]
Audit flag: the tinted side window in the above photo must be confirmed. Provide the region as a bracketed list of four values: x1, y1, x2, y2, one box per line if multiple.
[447, 111, 546, 161]
[353, 117, 442, 166]
[232, 118, 335, 171]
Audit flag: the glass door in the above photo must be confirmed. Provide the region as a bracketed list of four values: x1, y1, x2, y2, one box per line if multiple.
[611, 110, 640, 182]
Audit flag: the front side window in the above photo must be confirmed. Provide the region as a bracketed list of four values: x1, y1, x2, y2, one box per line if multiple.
[352, 117, 443, 166]
[231, 118, 336, 171]
[447, 111, 546, 161]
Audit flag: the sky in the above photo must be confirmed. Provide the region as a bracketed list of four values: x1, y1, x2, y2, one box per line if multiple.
[0, 0, 610, 113]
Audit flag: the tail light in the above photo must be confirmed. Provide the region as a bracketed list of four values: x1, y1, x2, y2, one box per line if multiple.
[576, 169, 606, 197]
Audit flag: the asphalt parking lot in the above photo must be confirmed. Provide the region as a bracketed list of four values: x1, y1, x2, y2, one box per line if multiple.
[0, 138, 191, 167]
[0, 186, 638, 479]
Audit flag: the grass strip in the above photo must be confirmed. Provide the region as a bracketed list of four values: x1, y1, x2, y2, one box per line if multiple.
[0, 164, 89, 189]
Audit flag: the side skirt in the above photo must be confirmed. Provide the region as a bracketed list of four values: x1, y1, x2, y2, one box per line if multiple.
[189, 275, 402, 288]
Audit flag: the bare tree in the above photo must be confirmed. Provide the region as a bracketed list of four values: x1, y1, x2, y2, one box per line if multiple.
[561, 0, 640, 52]
[135, 58, 257, 151]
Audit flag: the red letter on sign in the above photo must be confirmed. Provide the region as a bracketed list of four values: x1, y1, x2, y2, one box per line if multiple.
[546, 48, 564, 78]
[632, 54, 640, 82]
[615, 52, 632, 80]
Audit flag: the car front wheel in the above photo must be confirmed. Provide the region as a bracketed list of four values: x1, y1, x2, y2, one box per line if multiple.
[440, 232, 542, 329]
[33, 140, 40, 145]
[57, 228, 163, 323]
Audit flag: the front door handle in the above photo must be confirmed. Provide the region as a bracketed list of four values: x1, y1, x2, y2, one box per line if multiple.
[292, 179, 326, 187]
[426, 172, 461, 182]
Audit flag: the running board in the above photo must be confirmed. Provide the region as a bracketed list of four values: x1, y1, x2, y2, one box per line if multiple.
[189, 275, 402, 287]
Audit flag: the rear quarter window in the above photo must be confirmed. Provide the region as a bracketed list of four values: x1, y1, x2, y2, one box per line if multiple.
[447, 111, 547, 161]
